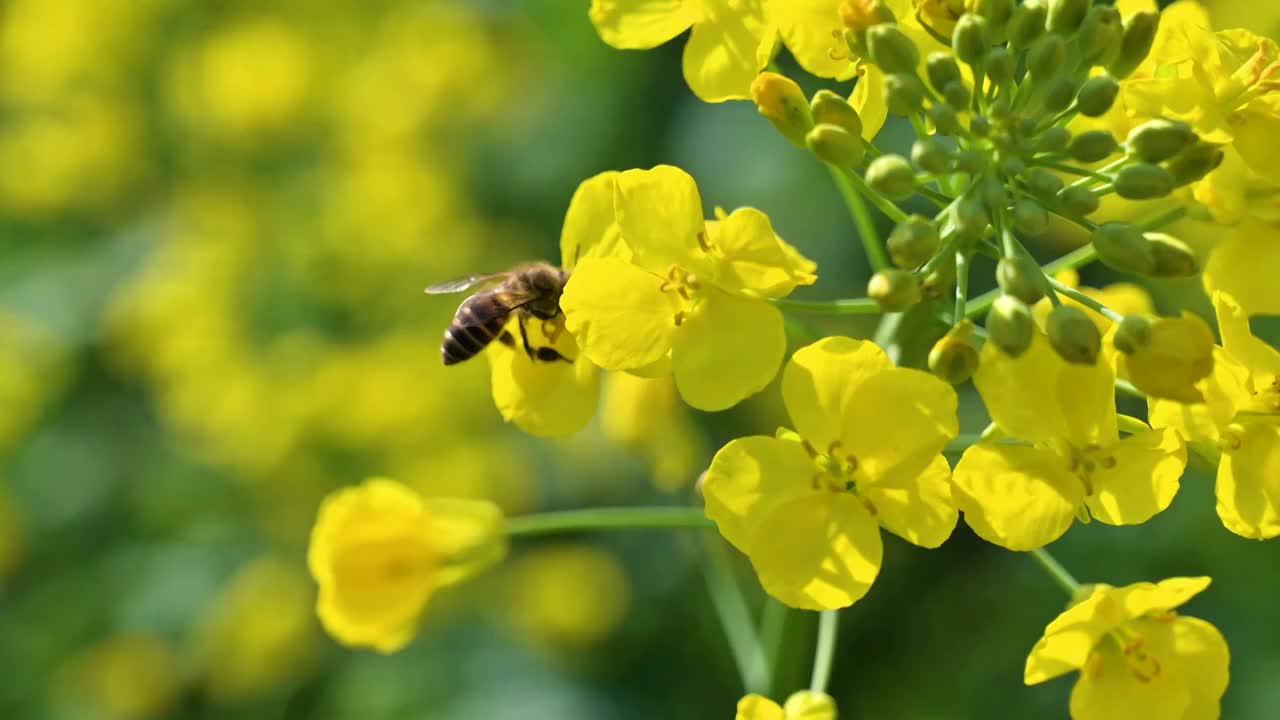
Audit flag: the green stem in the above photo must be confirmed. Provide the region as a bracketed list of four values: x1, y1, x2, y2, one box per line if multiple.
[810, 610, 839, 693]
[966, 242, 1099, 319]
[1032, 159, 1114, 184]
[769, 297, 882, 315]
[703, 537, 770, 694]
[1047, 277, 1123, 322]
[505, 507, 712, 537]
[1066, 157, 1128, 191]
[759, 599, 789, 696]
[1029, 548, 1082, 596]
[954, 250, 970, 323]
[828, 165, 892, 271]
[1137, 204, 1189, 231]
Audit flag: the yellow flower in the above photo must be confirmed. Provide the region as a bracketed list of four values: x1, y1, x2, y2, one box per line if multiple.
[1024, 577, 1228, 720]
[1150, 292, 1280, 539]
[954, 330, 1187, 551]
[737, 690, 837, 720]
[1117, 313, 1216, 403]
[1204, 216, 1280, 316]
[588, 0, 775, 102]
[702, 337, 958, 610]
[307, 478, 506, 653]
[67, 634, 183, 720]
[505, 544, 630, 651]
[562, 165, 817, 411]
[601, 371, 706, 491]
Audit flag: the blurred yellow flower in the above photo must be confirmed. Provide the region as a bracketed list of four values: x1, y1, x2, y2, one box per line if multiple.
[1204, 216, 1280, 316]
[1117, 313, 1216, 403]
[737, 690, 837, 719]
[589, 0, 775, 102]
[0, 311, 70, 453]
[1025, 577, 1228, 720]
[601, 371, 706, 491]
[308, 478, 506, 653]
[505, 544, 630, 651]
[562, 165, 816, 411]
[954, 330, 1186, 550]
[66, 634, 182, 720]
[702, 337, 957, 610]
[192, 557, 320, 703]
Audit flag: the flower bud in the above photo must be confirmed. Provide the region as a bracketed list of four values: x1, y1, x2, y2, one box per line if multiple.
[985, 47, 1015, 86]
[997, 154, 1026, 177]
[972, 0, 1015, 36]
[810, 90, 864, 138]
[943, 81, 971, 110]
[866, 154, 917, 199]
[1167, 142, 1225, 186]
[867, 23, 921, 74]
[954, 149, 985, 174]
[1119, 313, 1215, 403]
[1091, 222, 1155, 274]
[884, 72, 925, 114]
[926, 52, 963, 94]
[1109, 11, 1159, 79]
[987, 295, 1035, 356]
[868, 268, 921, 311]
[1078, 5, 1122, 66]
[980, 174, 1010, 209]
[1027, 34, 1067, 78]
[1013, 197, 1050, 236]
[928, 102, 961, 136]
[1146, 233, 1199, 278]
[1114, 163, 1174, 200]
[1038, 126, 1071, 153]
[1068, 130, 1118, 162]
[807, 124, 866, 168]
[1127, 119, 1196, 163]
[1058, 185, 1100, 216]
[1042, 76, 1078, 114]
[912, 137, 951, 173]
[1046, 0, 1090, 35]
[952, 194, 990, 239]
[1007, 0, 1047, 51]
[1023, 168, 1065, 199]
[997, 255, 1046, 304]
[839, 0, 896, 31]
[1112, 314, 1152, 354]
[1075, 74, 1119, 117]
[751, 72, 813, 147]
[888, 215, 941, 268]
[929, 323, 980, 384]
[921, 256, 956, 299]
[952, 14, 991, 67]
[1046, 305, 1101, 365]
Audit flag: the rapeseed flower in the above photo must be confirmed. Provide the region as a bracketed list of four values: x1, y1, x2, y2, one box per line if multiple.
[737, 690, 836, 720]
[702, 337, 957, 609]
[1025, 577, 1228, 720]
[561, 165, 816, 411]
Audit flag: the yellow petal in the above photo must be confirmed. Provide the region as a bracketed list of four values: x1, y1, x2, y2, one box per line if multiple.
[861, 453, 957, 548]
[783, 336, 893, 453]
[1213, 290, 1280, 385]
[1068, 628, 1192, 720]
[782, 691, 837, 720]
[672, 288, 785, 411]
[561, 257, 677, 371]
[600, 371, 676, 446]
[701, 436, 817, 553]
[1167, 616, 1230, 720]
[772, 0, 856, 81]
[1148, 346, 1253, 446]
[1112, 576, 1212, 620]
[974, 330, 1117, 447]
[419, 498, 507, 587]
[613, 165, 713, 274]
[1207, 221, 1280, 317]
[850, 63, 888, 141]
[681, 0, 774, 102]
[589, 0, 698, 49]
[488, 318, 599, 437]
[1025, 586, 1117, 685]
[711, 207, 817, 298]
[560, 171, 627, 270]
[1217, 420, 1280, 539]
[1229, 106, 1280, 186]
[746, 492, 883, 610]
[1120, 313, 1215, 403]
[953, 444, 1083, 551]
[1085, 428, 1186, 526]
[736, 694, 785, 720]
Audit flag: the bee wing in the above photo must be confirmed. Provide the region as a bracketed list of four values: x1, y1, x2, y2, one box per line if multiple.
[423, 272, 509, 295]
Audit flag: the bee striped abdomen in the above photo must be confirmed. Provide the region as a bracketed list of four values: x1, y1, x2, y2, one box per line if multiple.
[441, 293, 511, 365]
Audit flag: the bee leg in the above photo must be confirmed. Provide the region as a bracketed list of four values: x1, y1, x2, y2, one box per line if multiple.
[517, 314, 536, 360]
[534, 347, 572, 363]
[497, 330, 516, 348]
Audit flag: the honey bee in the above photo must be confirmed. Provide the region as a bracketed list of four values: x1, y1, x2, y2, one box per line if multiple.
[425, 261, 571, 366]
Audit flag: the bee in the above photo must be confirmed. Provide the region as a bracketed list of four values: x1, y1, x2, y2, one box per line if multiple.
[425, 261, 572, 366]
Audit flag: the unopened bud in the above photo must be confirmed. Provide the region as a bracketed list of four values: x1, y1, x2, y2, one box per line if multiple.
[1013, 198, 1050, 236]
[1046, 0, 1090, 35]
[997, 255, 1046, 304]
[1023, 168, 1065, 199]
[921, 256, 956, 299]
[929, 102, 961, 136]
[953, 194, 990, 239]
[839, 0, 896, 31]
[1113, 314, 1152, 354]
[1069, 130, 1118, 162]
[912, 137, 951, 173]
[929, 323, 980, 384]
[1078, 5, 1122, 65]
[807, 124, 866, 168]
[811, 90, 864, 137]
[868, 269, 921, 311]
[1027, 34, 1066, 78]
[1114, 163, 1174, 200]
[998, 154, 1026, 178]
[1038, 126, 1071, 153]
[954, 149, 985, 174]
[1109, 11, 1159, 79]
[1059, 185, 1100, 215]
[987, 295, 1035, 357]
[1127, 119, 1196, 163]
[1091, 222, 1155, 274]
[1043, 76, 1078, 114]
[980, 174, 1010, 209]
[1046, 304, 1101, 365]
[972, 0, 1015, 36]
[952, 14, 991, 67]
[1146, 233, 1199, 278]
[866, 154, 917, 199]
[1167, 142, 1225, 186]
[888, 215, 941, 268]
[926, 52, 963, 94]
[1007, 0, 1047, 51]
[751, 72, 813, 147]
[884, 72, 925, 114]
[986, 48, 1015, 87]
[867, 24, 921, 74]
[1076, 74, 1119, 117]
[943, 81, 971, 110]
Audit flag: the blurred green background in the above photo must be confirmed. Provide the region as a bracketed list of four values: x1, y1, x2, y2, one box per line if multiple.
[1, 1, 1278, 718]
